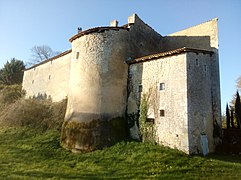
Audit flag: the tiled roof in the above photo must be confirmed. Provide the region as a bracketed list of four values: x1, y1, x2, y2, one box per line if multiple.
[25, 49, 72, 71]
[69, 26, 129, 42]
[126, 47, 214, 65]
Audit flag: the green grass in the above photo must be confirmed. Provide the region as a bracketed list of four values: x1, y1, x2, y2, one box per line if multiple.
[1, 127, 241, 179]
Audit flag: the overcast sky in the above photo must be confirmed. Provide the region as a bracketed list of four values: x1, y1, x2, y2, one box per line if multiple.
[0, 0, 241, 112]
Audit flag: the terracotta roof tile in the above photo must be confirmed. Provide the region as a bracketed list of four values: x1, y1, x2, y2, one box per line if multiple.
[126, 47, 213, 65]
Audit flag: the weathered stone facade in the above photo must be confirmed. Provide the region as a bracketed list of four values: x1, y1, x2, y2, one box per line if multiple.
[22, 14, 221, 154]
[23, 50, 71, 102]
[127, 48, 217, 154]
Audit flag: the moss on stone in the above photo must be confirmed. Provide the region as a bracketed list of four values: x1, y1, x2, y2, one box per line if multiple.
[60, 117, 127, 152]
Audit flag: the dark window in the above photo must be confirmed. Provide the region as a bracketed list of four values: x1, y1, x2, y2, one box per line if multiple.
[204, 64, 208, 72]
[160, 110, 165, 117]
[49, 75, 51, 80]
[159, 83, 165, 91]
[195, 59, 199, 66]
[76, 52, 79, 59]
[138, 84, 143, 92]
[32, 80, 34, 84]
[146, 118, 155, 123]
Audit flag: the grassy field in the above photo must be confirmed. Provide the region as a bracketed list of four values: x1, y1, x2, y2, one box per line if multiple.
[1, 127, 241, 179]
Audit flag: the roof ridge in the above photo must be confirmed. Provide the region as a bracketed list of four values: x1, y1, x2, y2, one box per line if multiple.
[126, 47, 213, 65]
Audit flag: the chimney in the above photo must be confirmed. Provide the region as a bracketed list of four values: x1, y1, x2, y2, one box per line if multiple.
[128, 13, 137, 24]
[110, 20, 118, 27]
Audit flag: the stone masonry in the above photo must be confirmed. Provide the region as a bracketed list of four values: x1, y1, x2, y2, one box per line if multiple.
[22, 14, 221, 154]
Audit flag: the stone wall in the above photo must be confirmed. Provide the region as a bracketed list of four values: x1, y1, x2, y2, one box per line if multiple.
[61, 14, 166, 152]
[22, 51, 71, 102]
[163, 18, 218, 51]
[65, 29, 129, 123]
[164, 18, 222, 148]
[127, 50, 217, 154]
[22, 14, 221, 154]
[186, 52, 214, 153]
[62, 28, 131, 151]
[127, 14, 163, 59]
[128, 53, 189, 153]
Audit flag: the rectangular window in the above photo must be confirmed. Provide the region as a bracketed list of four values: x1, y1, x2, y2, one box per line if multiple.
[160, 110, 165, 117]
[204, 64, 208, 72]
[138, 84, 143, 93]
[195, 59, 199, 66]
[146, 118, 155, 123]
[159, 83, 165, 91]
[76, 52, 79, 59]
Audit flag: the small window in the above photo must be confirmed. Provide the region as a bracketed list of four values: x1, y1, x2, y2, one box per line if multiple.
[138, 84, 143, 93]
[146, 118, 155, 123]
[195, 59, 199, 66]
[49, 75, 51, 80]
[160, 110, 165, 117]
[204, 64, 208, 72]
[76, 52, 79, 59]
[159, 83, 165, 91]
[32, 80, 34, 84]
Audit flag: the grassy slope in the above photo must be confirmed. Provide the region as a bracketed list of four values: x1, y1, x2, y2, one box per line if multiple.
[0, 128, 241, 179]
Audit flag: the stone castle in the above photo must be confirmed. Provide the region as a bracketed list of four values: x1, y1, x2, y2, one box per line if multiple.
[22, 14, 221, 154]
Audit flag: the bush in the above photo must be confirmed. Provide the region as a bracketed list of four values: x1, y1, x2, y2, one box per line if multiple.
[0, 85, 67, 131]
[0, 98, 67, 131]
[0, 84, 25, 105]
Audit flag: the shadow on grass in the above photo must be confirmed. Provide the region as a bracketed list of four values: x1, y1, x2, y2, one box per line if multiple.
[207, 153, 241, 164]
[11, 170, 102, 179]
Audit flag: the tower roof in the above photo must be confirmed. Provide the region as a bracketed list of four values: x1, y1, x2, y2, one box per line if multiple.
[69, 26, 129, 42]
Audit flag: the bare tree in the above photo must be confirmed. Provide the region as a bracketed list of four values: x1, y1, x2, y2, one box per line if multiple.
[236, 76, 241, 91]
[30, 45, 61, 65]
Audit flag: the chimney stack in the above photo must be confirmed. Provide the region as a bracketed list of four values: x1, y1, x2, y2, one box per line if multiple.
[110, 20, 118, 27]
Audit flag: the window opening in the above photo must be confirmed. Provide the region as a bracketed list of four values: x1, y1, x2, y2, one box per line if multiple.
[195, 59, 199, 66]
[160, 110, 165, 117]
[159, 83, 165, 91]
[76, 52, 79, 59]
[204, 64, 208, 72]
[138, 84, 143, 93]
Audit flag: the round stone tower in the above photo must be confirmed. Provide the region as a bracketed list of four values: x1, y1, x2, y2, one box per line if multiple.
[61, 26, 130, 152]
